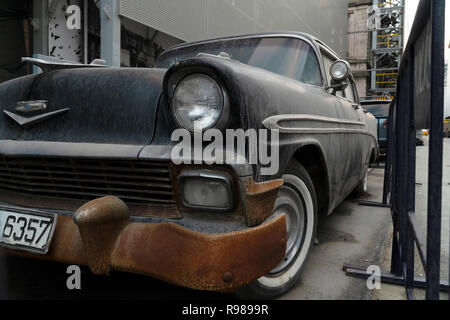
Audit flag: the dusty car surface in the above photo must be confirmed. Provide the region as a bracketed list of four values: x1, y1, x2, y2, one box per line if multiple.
[0, 32, 377, 299]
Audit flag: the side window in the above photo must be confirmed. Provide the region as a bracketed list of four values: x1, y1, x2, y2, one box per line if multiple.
[321, 52, 344, 98]
[288, 41, 323, 86]
[298, 46, 322, 86]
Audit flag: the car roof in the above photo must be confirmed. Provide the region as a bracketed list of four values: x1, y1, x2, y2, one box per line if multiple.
[163, 31, 341, 58]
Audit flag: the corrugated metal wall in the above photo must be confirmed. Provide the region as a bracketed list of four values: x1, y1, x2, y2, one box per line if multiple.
[118, 0, 348, 58]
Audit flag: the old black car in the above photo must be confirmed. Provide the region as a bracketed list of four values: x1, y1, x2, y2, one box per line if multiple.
[0, 32, 377, 299]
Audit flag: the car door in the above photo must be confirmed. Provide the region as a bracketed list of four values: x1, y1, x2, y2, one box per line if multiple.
[345, 80, 366, 178]
[320, 49, 364, 198]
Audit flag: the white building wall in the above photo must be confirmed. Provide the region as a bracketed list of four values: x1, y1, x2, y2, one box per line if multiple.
[118, 0, 349, 58]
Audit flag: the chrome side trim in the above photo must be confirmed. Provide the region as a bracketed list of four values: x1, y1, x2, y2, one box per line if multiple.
[164, 32, 318, 55]
[264, 114, 365, 127]
[22, 56, 107, 73]
[0, 140, 142, 158]
[4, 108, 70, 127]
[263, 114, 376, 140]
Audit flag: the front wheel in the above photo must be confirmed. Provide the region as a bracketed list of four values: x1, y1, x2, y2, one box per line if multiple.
[235, 161, 317, 299]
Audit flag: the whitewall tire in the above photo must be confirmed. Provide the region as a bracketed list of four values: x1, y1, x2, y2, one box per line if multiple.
[235, 161, 318, 299]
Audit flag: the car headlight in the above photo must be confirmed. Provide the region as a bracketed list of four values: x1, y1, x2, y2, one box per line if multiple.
[178, 169, 235, 212]
[172, 74, 224, 131]
[330, 60, 350, 81]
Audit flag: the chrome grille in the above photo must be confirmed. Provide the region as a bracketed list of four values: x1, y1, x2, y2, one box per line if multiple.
[0, 157, 175, 205]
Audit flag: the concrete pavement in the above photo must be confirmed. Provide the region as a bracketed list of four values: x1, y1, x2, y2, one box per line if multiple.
[279, 168, 392, 299]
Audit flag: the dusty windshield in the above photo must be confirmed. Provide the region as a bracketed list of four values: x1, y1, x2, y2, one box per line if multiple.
[155, 37, 322, 86]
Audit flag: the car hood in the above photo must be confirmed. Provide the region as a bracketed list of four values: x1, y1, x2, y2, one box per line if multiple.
[0, 67, 166, 145]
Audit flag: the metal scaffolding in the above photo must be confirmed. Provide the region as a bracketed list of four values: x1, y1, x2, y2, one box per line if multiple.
[368, 0, 404, 98]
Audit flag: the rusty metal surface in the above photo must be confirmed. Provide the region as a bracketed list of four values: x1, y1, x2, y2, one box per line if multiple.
[73, 196, 130, 275]
[1, 196, 286, 291]
[112, 213, 286, 291]
[240, 177, 283, 226]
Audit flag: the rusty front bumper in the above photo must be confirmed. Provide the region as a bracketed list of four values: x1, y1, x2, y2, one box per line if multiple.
[2, 196, 286, 292]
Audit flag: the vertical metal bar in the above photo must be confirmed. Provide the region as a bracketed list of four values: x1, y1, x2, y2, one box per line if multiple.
[425, 0, 445, 300]
[398, 0, 403, 56]
[390, 106, 402, 275]
[398, 66, 411, 292]
[84, 0, 88, 64]
[390, 100, 401, 274]
[383, 99, 395, 204]
[371, 0, 378, 91]
[376, 117, 381, 167]
[399, 72, 407, 266]
[390, 90, 402, 276]
[391, 234, 402, 275]
[405, 49, 416, 298]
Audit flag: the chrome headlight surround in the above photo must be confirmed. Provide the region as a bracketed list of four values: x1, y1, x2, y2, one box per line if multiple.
[178, 169, 236, 212]
[168, 71, 230, 132]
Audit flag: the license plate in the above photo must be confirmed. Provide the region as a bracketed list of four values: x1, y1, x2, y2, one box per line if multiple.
[0, 209, 57, 254]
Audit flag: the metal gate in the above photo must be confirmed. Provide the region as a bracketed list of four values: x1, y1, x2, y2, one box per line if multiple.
[344, 0, 448, 300]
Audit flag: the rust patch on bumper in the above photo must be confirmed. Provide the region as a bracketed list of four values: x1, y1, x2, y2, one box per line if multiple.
[2, 196, 286, 292]
[112, 214, 286, 291]
[73, 196, 130, 275]
[240, 177, 283, 226]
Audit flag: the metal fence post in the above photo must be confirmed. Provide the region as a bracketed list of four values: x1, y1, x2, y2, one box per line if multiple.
[405, 50, 416, 298]
[425, 0, 445, 300]
[382, 100, 394, 204]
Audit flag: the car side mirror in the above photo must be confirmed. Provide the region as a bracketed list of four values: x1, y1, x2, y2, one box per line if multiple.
[325, 60, 351, 95]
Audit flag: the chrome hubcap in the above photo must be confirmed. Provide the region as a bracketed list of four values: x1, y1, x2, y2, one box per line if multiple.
[267, 184, 306, 275]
